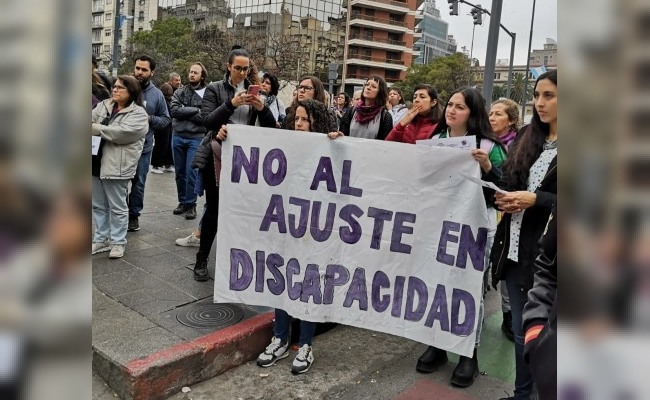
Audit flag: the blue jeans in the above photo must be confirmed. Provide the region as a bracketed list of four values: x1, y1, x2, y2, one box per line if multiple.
[506, 260, 534, 399]
[172, 135, 201, 206]
[128, 150, 152, 218]
[273, 309, 317, 347]
[92, 177, 129, 244]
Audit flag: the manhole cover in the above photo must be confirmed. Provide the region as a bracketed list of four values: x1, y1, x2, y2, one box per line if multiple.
[176, 303, 245, 329]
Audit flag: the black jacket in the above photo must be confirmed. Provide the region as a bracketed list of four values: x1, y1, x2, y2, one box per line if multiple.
[490, 154, 557, 290]
[338, 106, 393, 140]
[201, 76, 276, 131]
[170, 84, 207, 138]
[522, 205, 557, 400]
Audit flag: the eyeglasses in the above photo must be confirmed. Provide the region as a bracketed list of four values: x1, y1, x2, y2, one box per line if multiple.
[231, 65, 250, 73]
[297, 85, 314, 92]
[113, 85, 127, 91]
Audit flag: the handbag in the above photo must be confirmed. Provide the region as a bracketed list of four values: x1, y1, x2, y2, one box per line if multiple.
[210, 139, 222, 185]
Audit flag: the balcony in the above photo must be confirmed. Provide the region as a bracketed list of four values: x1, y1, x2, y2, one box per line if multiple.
[92, 6, 104, 13]
[92, 21, 103, 28]
[349, 13, 410, 33]
[348, 34, 409, 51]
[346, 73, 401, 84]
[347, 0, 410, 14]
[346, 54, 407, 71]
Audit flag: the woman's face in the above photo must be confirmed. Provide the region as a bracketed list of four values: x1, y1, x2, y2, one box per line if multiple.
[111, 79, 131, 105]
[489, 103, 512, 135]
[445, 92, 471, 131]
[412, 89, 435, 114]
[261, 78, 272, 95]
[534, 78, 557, 125]
[227, 55, 250, 86]
[363, 79, 379, 102]
[337, 94, 346, 106]
[297, 79, 315, 101]
[388, 90, 401, 106]
[294, 106, 311, 132]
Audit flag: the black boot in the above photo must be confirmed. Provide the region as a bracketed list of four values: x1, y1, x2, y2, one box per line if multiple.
[501, 311, 514, 342]
[450, 348, 479, 387]
[193, 251, 209, 282]
[416, 346, 448, 373]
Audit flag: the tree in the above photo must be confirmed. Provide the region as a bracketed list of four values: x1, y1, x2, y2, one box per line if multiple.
[392, 53, 472, 102]
[492, 84, 505, 101]
[121, 17, 199, 85]
[508, 72, 533, 104]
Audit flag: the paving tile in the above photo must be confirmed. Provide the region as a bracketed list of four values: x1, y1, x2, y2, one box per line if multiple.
[114, 285, 196, 317]
[98, 326, 183, 365]
[92, 257, 135, 277]
[92, 286, 119, 312]
[93, 268, 167, 297]
[92, 302, 156, 344]
[396, 379, 474, 400]
[122, 252, 190, 278]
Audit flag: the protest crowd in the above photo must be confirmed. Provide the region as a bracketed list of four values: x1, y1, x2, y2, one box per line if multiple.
[92, 46, 557, 399]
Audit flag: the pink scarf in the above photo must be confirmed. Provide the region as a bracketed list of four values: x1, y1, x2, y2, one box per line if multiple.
[353, 100, 383, 124]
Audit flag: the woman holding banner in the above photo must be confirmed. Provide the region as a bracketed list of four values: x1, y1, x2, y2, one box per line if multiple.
[328, 75, 393, 141]
[415, 87, 507, 388]
[217, 99, 333, 375]
[491, 69, 557, 400]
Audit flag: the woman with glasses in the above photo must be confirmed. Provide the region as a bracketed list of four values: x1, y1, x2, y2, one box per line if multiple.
[91, 75, 148, 259]
[328, 75, 393, 141]
[283, 76, 336, 131]
[189, 46, 277, 282]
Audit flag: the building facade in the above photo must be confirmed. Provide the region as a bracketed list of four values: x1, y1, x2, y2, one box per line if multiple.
[528, 38, 557, 67]
[412, 0, 457, 65]
[92, 0, 159, 72]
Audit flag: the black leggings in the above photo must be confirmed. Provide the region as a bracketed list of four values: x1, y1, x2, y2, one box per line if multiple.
[198, 163, 219, 257]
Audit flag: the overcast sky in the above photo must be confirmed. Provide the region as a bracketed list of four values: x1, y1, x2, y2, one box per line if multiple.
[444, 0, 557, 66]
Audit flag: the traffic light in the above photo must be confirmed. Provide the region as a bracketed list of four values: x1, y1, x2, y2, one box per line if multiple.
[448, 0, 459, 16]
[471, 6, 483, 25]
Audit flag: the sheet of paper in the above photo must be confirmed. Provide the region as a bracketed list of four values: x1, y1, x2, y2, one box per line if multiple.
[92, 136, 101, 155]
[416, 135, 476, 151]
[458, 171, 509, 194]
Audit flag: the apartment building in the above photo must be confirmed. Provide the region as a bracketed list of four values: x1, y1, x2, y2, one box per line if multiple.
[528, 39, 557, 67]
[342, 0, 418, 92]
[92, 0, 159, 72]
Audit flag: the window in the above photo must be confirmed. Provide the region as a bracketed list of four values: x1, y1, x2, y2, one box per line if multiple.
[92, 45, 101, 55]
[386, 51, 401, 61]
[93, 30, 101, 42]
[351, 26, 360, 37]
[389, 14, 404, 23]
[364, 28, 373, 39]
[360, 67, 370, 76]
[104, 45, 110, 53]
[365, 8, 374, 17]
[139, 11, 144, 20]
[363, 48, 372, 57]
[105, 13, 112, 21]
[105, 29, 111, 36]
[388, 32, 401, 43]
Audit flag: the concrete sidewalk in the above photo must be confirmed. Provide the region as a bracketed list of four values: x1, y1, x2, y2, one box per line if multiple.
[92, 170, 516, 400]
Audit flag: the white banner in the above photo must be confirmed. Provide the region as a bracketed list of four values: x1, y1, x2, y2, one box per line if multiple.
[214, 125, 489, 357]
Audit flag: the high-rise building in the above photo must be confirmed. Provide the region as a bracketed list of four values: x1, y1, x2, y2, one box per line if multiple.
[159, 0, 232, 31]
[412, 0, 457, 65]
[92, 0, 159, 72]
[528, 38, 557, 67]
[342, 0, 418, 92]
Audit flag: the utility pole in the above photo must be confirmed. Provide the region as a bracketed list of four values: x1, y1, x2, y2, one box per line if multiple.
[506, 32, 515, 98]
[482, 0, 503, 107]
[468, 21, 476, 86]
[112, 0, 121, 77]
[521, 0, 537, 119]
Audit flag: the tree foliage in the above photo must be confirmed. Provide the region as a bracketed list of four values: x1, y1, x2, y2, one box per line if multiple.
[392, 53, 472, 102]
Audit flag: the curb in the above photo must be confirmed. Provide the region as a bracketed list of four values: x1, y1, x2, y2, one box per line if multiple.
[93, 312, 275, 400]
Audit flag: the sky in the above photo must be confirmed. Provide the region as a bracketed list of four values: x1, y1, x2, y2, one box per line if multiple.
[443, 0, 557, 66]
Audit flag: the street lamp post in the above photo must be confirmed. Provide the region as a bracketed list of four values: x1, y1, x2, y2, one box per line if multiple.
[521, 0, 537, 119]
[112, 1, 134, 77]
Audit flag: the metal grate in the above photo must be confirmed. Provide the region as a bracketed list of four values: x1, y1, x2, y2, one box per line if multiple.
[176, 303, 245, 329]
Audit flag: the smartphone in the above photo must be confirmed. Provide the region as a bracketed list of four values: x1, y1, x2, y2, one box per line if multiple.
[247, 85, 260, 96]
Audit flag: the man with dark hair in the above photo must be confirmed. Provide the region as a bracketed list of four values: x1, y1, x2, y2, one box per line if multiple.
[169, 62, 208, 220]
[127, 55, 171, 231]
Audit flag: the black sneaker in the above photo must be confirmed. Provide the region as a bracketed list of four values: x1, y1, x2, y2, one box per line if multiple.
[128, 216, 140, 232]
[173, 203, 187, 215]
[185, 205, 197, 220]
[193, 252, 209, 282]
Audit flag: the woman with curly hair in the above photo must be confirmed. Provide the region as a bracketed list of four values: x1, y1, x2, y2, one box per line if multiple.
[294, 99, 334, 134]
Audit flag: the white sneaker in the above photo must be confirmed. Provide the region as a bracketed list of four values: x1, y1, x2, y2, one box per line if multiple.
[150, 167, 163, 174]
[257, 337, 289, 367]
[291, 344, 314, 374]
[92, 241, 111, 255]
[163, 166, 175, 172]
[175, 232, 200, 247]
[109, 244, 125, 259]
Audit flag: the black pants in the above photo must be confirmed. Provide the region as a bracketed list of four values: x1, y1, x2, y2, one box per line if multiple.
[198, 162, 219, 257]
[151, 127, 174, 168]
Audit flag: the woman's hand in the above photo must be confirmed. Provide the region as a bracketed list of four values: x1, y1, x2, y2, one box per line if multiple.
[328, 131, 344, 140]
[247, 94, 265, 111]
[399, 104, 421, 127]
[216, 125, 228, 141]
[494, 191, 537, 214]
[231, 90, 247, 108]
[471, 148, 492, 173]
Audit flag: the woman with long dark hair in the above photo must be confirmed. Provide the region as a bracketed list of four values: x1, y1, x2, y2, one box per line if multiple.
[416, 87, 507, 388]
[491, 69, 557, 400]
[329, 75, 392, 140]
[385, 84, 443, 143]
[91, 75, 148, 259]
